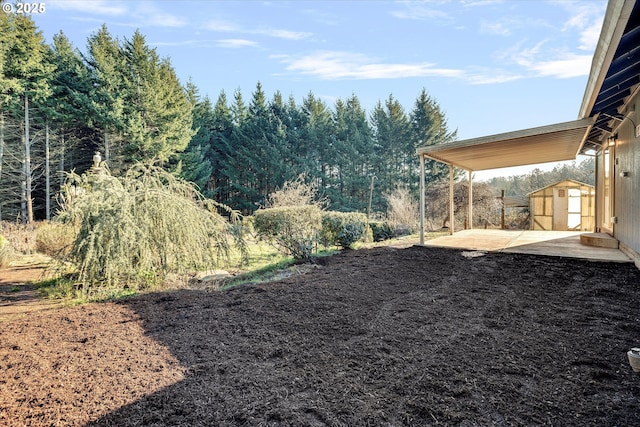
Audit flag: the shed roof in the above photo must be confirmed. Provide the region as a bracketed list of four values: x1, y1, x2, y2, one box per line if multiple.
[415, 118, 594, 171]
[526, 179, 595, 196]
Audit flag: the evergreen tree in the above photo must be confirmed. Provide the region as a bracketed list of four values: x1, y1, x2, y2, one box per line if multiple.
[224, 88, 253, 212]
[0, 9, 19, 221]
[47, 32, 98, 214]
[85, 24, 126, 167]
[178, 82, 214, 194]
[121, 30, 193, 164]
[370, 95, 411, 209]
[410, 89, 457, 188]
[2, 13, 53, 222]
[333, 95, 373, 211]
[209, 90, 235, 203]
[299, 92, 335, 194]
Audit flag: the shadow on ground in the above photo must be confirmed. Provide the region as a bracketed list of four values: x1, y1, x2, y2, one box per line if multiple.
[89, 246, 640, 426]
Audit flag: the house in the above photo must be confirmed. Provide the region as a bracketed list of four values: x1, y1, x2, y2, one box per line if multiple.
[417, 0, 640, 267]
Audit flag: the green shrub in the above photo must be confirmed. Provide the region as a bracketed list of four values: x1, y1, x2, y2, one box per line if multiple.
[253, 205, 323, 260]
[321, 211, 368, 249]
[0, 235, 12, 267]
[369, 220, 395, 242]
[36, 222, 76, 257]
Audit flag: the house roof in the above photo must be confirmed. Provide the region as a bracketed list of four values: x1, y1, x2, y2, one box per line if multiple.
[580, 0, 640, 152]
[416, 0, 640, 170]
[416, 118, 594, 171]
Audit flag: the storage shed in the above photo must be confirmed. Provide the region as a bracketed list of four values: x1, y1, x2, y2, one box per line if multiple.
[528, 179, 595, 231]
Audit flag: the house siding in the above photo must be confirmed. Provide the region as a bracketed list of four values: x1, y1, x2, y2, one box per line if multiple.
[608, 98, 640, 257]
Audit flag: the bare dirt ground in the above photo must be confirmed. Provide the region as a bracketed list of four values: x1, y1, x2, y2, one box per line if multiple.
[1, 245, 639, 426]
[0, 255, 63, 322]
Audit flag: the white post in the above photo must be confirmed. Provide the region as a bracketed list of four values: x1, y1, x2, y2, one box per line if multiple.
[468, 169, 473, 229]
[449, 164, 454, 235]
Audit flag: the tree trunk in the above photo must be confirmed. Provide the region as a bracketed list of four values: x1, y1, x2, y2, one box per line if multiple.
[0, 112, 4, 222]
[59, 128, 65, 190]
[45, 122, 50, 220]
[24, 94, 33, 223]
[104, 129, 109, 163]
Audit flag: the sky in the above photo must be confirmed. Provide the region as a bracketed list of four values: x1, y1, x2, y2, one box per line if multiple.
[24, 0, 608, 179]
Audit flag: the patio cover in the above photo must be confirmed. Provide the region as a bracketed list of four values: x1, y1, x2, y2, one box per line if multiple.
[416, 118, 595, 172]
[415, 117, 594, 242]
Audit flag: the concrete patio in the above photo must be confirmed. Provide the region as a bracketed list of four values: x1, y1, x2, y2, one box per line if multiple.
[422, 229, 632, 263]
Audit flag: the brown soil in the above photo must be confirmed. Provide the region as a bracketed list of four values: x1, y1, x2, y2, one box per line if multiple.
[0, 255, 63, 322]
[1, 245, 639, 426]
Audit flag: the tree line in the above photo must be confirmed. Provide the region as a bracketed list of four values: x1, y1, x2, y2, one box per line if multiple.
[0, 10, 456, 221]
[482, 159, 595, 197]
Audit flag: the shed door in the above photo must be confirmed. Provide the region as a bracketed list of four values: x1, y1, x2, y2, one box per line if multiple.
[553, 188, 568, 230]
[567, 188, 582, 230]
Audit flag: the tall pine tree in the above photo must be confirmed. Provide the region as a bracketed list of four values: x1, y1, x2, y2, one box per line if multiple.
[410, 89, 458, 188]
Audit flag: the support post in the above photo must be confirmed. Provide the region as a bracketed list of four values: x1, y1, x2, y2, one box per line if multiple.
[468, 169, 473, 229]
[449, 165, 454, 235]
[501, 190, 506, 229]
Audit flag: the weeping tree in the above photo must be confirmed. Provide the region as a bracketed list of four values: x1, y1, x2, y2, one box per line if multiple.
[57, 163, 245, 297]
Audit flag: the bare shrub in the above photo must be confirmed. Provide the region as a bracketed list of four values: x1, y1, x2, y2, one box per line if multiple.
[35, 222, 76, 257]
[0, 235, 13, 267]
[385, 187, 419, 233]
[0, 221, 38, 254]
[263, 175, 327, 209]
[425, 180, 502, 230]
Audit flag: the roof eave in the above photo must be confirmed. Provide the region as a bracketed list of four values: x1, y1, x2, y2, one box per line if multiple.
[579, 0, 636, 119]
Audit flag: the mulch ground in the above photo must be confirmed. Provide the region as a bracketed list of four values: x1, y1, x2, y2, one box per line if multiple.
[1, 245, 639, 426]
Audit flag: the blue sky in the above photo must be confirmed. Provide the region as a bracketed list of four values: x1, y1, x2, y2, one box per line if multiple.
[29, 0, 607, 178]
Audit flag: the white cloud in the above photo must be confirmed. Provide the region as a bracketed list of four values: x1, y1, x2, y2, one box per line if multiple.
[203, 20, 311, 40]
[391, 2, 454, 24]
[527, 53, 593, 78]
[48, 0, 128, 15]
[131, 4, 187, 28]
[274, 51, 464, 80]
[203, 20, 241, 32]
[559, 1, 606, 51]
[254, 28, 312, 41]
[577, 19, 604, 51]
[461, 0, 504, 6]
[272, 50, 536, 85]
[501, 40, 592, 79]
[465, 70, 523, 84]
[216, 39, 259, 49]
[49, 0, 187, 28]
[480, 19, 513, 36]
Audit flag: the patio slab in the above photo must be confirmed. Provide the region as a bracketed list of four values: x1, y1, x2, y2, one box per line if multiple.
[422, 229, 632, 262]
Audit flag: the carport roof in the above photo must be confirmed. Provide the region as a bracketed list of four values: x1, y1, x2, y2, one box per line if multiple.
[415, 118, 594, 171]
